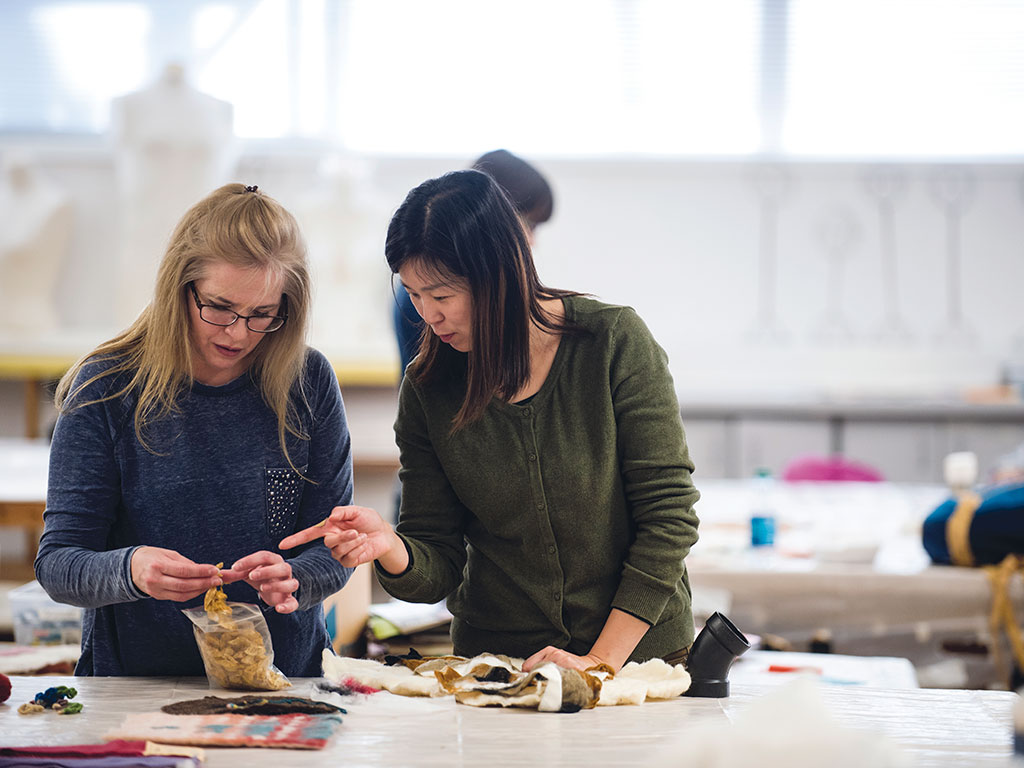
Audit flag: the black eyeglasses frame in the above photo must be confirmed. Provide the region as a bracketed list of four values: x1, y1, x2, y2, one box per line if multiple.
[187, 282, 288, 333]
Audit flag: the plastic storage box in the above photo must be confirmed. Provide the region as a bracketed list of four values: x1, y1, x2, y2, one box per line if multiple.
[9, 580, 82, 645]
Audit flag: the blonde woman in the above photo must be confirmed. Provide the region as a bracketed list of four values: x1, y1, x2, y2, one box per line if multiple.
[36, 183, 354, 677]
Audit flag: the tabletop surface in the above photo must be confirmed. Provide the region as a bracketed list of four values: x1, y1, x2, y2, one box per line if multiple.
[0, 675, 1017, 767]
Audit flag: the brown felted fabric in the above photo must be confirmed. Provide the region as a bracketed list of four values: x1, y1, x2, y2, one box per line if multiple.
[161, 695, 343, 716]
[558, 667, 602, 711]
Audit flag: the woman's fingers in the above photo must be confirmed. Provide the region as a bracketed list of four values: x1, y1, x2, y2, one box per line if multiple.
[224, 550, 301, 611]
[257, 577, 299, 594]
[522, 646, 554, 671]
[324, 531, 370, 566]
[522, 646, 601, 673]
[279, 506, 385, 550]
[265, 593, 299, 614]
[230, 551, 279, 573]
[323, 530, 362, 550]
[240, 557, 289, 583]
[130, 547, 223, 601]
[333, 538, 376, 568]
[278, 522, 329, 550]
[130, 546, 305, 609]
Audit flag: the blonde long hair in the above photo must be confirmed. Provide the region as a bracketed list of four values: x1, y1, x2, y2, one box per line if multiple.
[56, 183, 312, 469]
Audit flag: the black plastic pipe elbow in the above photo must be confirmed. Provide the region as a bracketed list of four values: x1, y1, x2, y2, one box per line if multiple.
[683, 611, 750, 698]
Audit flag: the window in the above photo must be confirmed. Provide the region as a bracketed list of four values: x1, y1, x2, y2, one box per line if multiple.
[1, 0, 1022, 156]
[784, 0, 1024, 155]
[340, 0, 760, 154]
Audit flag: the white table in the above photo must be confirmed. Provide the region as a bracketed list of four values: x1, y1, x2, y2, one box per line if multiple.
[687, 480, 1020, 640]
[0, 438, 49, 583]
[0, 675, 1016, 767]
[730, 649, 919, 689]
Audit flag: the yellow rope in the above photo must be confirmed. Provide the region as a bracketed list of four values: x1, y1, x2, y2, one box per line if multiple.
[946, 489, 1024, 686]
[945, 491, 981, 567]
[983, 555, 1024, 682]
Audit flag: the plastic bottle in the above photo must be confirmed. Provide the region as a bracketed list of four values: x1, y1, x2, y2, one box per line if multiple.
[749, 467, 777, 548]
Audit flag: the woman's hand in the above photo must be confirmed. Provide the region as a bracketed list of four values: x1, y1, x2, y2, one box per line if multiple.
[278, 505, 408, 573]
[522, 646, 609, 673]
[130, 546, 222, 602]
[224, 551, 300, 614]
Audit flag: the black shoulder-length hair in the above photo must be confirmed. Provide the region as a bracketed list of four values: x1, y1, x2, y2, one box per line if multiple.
[385, 169, 580, 432]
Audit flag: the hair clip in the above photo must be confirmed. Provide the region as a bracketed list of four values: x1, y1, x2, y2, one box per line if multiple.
[245, 185, 258, 193]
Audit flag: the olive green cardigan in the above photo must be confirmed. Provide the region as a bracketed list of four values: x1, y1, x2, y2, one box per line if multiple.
[377, 295, 700, 662]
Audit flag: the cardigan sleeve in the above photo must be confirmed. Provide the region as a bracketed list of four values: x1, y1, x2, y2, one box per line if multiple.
[283, 349, 355, 610]
[607, 308, 700, 625]
[375, 375, 469, 603]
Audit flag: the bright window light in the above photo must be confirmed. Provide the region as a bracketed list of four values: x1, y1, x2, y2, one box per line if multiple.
[199, 2, 291, 137]
[1, 0, 1022, 156]
[786, 0, 1024, 156]
[32, 3, 149, 132]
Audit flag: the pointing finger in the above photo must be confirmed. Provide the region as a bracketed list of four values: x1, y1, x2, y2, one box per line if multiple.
[278, 519, 330, 550]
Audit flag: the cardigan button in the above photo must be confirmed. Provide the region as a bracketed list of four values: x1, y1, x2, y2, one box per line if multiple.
[528, 453, 537, 462]
[536, 502, 545, 510]
[522, 407, 533, 417]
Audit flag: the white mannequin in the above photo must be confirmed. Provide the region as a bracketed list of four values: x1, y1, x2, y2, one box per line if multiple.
[111, 63, 236, 324]
[0, 153, 73, 333]
[295, 153, 392, 359]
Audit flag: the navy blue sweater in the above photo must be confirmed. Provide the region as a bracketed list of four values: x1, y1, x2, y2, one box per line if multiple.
[36, 348, 354, 677]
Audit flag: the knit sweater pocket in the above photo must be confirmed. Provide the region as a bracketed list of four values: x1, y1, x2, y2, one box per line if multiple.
[265, 466, 306, 539]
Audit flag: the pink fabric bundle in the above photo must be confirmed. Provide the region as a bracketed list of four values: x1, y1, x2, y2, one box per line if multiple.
[782, 455, 884, 483]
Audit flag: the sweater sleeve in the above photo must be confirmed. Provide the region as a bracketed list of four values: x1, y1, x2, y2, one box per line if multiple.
[607, 308, 700, 624]
[35, 365, 148, 608]
[284, 350, 355, 611]
[374, 376, 468, 603]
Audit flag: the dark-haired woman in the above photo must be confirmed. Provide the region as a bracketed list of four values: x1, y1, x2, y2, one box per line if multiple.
[392, 149, 555, 373]
[283, 170, 699, 673]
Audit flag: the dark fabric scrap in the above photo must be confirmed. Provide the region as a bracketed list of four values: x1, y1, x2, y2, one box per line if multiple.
[161, 695, 344, 716]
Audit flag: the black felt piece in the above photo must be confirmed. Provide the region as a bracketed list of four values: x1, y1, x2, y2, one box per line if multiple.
[161, 695, 345, 716]
[383, 648, 424, 666]
[476, 667, 512, 683]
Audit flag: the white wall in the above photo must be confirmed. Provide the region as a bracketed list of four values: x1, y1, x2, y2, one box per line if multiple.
[3, 146, 1023, 400]
[538, 158, 1024, 399]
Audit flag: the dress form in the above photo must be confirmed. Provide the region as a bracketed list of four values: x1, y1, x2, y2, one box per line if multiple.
[111, 63, 236, 324]
[0, 154, 73, 333]
[295, 153, 392, 359]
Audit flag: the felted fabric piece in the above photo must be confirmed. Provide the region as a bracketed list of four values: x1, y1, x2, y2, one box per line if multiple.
[0, 741, 204, 765]
[323, 654, 442, 696]
[141, 744, 205, 762]
[593, 658, 691, 706]
[0, 742, 159, 758]
[452, 662, 602, 713]
[103, 712, 343, 750]
[0, 743, 134, 758]
[0, 757, 197, 768]
[161, 694, 344, 716]
[322, 649, 689, 710]
[316, 679, 379, 696]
